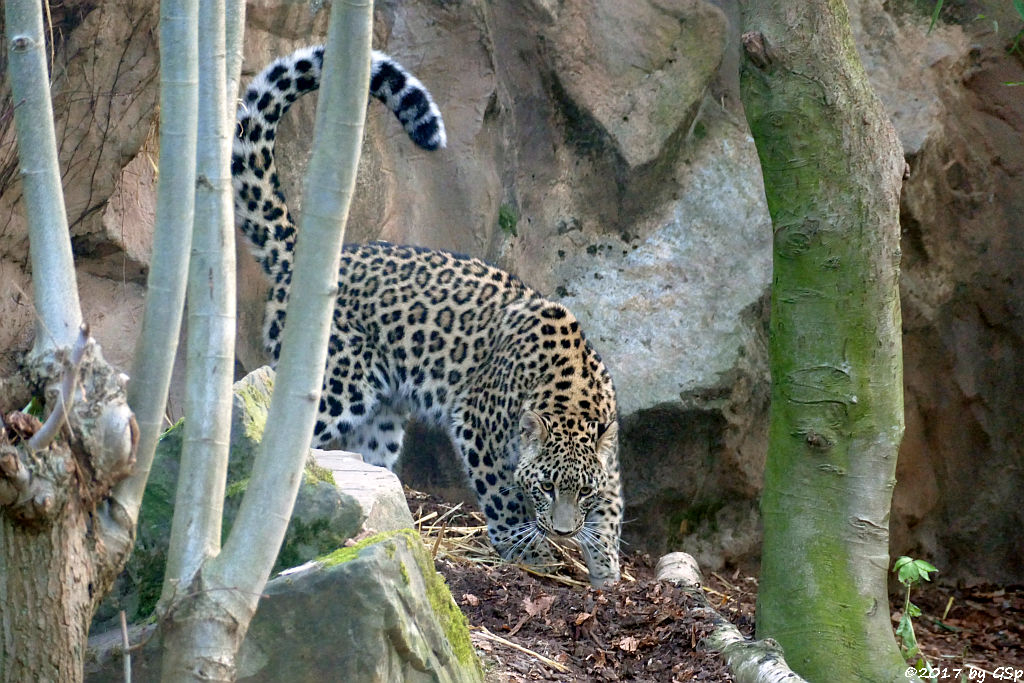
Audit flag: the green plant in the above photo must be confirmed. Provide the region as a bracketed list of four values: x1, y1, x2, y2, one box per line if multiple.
[927, 0, 944, 34]
[1010, 0, 1024, 61]
[893, 555, 939, 672]
[498, 203, 518, 237]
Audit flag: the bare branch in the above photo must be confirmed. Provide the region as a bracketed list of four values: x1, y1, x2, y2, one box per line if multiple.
[4, 0, 83, 354]
[27, 324, 90, 451]
[656, 553, 808, 683]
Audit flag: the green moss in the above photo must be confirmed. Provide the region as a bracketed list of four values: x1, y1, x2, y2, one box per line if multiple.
[225, 477, 250, 499]
[131, 548, 166, 620]
[317, 530, 400, 567]
[399, 560, 411, 585]
[276, 516, 336, 572]
[402, 532, 480, 673]
[317, 529, 481, 674]
[304, 460, 336, 486]
[235, 375, 273, 442]
[159, 418, 184, 440]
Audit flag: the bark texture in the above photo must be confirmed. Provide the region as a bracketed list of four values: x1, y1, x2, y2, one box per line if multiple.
[739, 1, 909, 680]
[1, 339, 137, 682]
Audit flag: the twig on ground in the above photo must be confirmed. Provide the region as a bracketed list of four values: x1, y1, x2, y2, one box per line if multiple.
[471, 625, 570, 673]
[119, 610, 131, 683]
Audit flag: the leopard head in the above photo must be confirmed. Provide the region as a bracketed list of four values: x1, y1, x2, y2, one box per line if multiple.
[514, 410, 618, 538]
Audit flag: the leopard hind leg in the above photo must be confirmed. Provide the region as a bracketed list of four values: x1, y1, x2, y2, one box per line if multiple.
[339, 402, 408, 469]
[311, 368, 408, 469]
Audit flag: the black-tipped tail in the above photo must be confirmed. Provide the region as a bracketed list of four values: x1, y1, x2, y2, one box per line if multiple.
[370, 52, 447, 150]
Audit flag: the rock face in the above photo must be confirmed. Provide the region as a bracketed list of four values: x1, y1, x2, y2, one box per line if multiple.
[854, 3, 1024, 584]
[541, 0, 727, 169]
[313, 449, 416, 533]
[2, 0, 1022, 583]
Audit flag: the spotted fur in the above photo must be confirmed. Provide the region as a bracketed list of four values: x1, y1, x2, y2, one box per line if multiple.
[233, 46, 622, 586]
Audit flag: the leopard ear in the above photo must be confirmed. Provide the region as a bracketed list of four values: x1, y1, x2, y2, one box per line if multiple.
[594, 420, 618, 463]
[520, 410, 549, 445]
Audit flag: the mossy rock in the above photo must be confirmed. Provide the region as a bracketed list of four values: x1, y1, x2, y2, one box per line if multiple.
[92, 367, 362, 631]
[237, 529, 483, 683]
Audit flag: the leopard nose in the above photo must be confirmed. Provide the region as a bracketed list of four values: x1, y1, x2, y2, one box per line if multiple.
[551, 501, 578, 536]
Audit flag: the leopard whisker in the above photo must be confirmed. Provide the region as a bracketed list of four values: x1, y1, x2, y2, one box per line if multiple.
[576, 529, 615, 564]
[504, 521, 544, 564]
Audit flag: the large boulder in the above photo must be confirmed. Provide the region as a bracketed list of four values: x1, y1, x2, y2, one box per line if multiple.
[91, 368, 377, 632]
[540, 0, 728, 169]
[237, 530, 482, 683]
[313, 449, 416, 533]
[87, 531, 483, 683]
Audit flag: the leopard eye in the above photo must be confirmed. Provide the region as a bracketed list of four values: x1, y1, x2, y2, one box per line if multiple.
[540, 481, 555, 494]
[579, 486, 593, 497]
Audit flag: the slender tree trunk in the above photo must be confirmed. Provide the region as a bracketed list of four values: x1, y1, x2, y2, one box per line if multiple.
[157, 0, 238, 677]
[158, 0, 372, 678]
[2, 1, 137, 680]
[3, 0, 81, 355]
[115, 0, 200, 521]
[739, 2, 911, 680]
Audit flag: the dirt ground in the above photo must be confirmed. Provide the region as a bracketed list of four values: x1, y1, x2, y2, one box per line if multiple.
[407, 489, 1024, 682]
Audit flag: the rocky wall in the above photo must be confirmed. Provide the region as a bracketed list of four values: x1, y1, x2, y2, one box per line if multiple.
[0, 0, 1021, 584]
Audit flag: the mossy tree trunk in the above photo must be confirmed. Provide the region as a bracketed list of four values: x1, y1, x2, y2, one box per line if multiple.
[739, 2, 912, 680]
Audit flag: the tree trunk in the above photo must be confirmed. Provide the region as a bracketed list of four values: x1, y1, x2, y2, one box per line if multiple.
[739, 2, 911, 680]
[1, 500, 93, 680]
[1, 338, 137, 682]
[2, 0, 138, 679]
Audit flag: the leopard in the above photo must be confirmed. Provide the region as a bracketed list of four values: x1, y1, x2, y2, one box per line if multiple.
[233, 45, 623, 587]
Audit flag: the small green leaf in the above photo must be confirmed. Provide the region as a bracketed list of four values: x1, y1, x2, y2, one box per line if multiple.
[1013, 0, 1024, 22]
[907, 601, 922, 618]
[897, 563, 921, 586]
[928, 0, 944, 34]
[913, 559, 938, 582]
[23, 396, 44, 418]
[896, 612, 920, 658]
[895, 614, 913, 641]
[894, 556, 937, 586]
